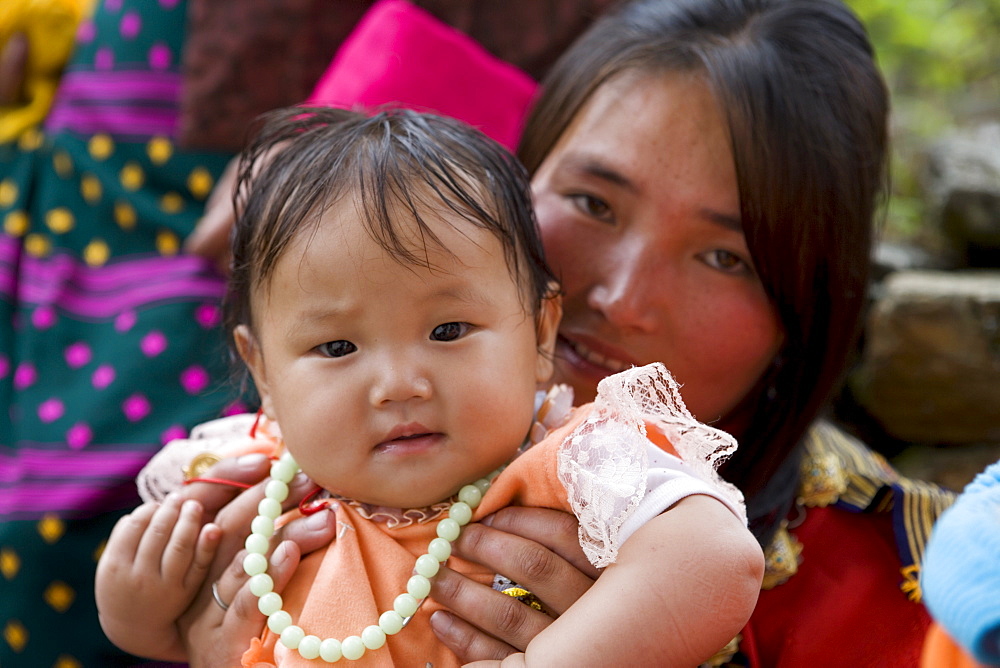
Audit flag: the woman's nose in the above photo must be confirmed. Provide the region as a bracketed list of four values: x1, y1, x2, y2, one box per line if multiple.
[587, 249, 662, 333]
[368, 358, 433, 406]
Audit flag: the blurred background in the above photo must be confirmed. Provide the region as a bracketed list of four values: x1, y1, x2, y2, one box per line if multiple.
[835, 0, 1000, 490]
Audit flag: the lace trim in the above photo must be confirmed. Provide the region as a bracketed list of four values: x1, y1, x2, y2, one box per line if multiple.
[557, 363, 743, 568]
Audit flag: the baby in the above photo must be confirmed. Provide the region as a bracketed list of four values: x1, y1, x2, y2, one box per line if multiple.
[96, 107, 763, 666]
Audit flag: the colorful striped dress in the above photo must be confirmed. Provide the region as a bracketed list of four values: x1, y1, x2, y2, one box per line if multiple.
[1, 1, 248, 665]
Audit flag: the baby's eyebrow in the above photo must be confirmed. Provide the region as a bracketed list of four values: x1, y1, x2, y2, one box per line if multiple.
[426, 283, 493, 308]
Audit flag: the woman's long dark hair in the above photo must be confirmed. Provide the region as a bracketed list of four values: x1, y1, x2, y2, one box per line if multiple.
[520, 0, 889, 534]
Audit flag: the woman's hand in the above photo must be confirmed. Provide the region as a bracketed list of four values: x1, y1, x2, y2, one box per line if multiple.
[175, 455, 338, 666]
[183, 154, 239, 272]
[429, 507, 598, 662]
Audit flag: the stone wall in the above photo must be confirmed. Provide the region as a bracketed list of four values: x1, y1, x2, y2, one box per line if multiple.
[841, 122, 1000, 492]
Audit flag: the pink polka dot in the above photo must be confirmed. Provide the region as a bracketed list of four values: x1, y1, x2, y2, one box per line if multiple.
[77, 20, 96, 44]
[32, 306, 56, 330]
[92, 364, 116, 389]
[180, 365, 210, 395]
[67, 423, 93, 449]
[115, 310, 137, 332]
[195, 303, 221, 328]
[38, 398, 65, 423]
[105, 0, 122, 11]
[120, 12, 141, 39]
[149, 43, 172, 70]
[64, 342, 92, 368]
[160, 425, 188, 445]
[141, 331, 167, 357]
[14, 363, 37, 390]
[0, 354, 9, 379]
[123, 393, 151, 422]
[223, 401, 250, 417]
[95, 47, 115, 71]
[159, 0, 180, 8]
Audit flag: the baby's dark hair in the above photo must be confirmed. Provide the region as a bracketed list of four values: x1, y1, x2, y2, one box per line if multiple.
[226, 107, 557, 343]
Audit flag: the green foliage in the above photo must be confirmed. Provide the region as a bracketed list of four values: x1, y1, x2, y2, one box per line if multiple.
[846, 0, 1000, 242]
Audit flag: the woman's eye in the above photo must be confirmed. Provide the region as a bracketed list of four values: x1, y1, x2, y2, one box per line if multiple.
[430, 322, 470, 342]
[317, 340, 357, 358]
[569, 194, 614, 223]
[702, 249, 750, 274]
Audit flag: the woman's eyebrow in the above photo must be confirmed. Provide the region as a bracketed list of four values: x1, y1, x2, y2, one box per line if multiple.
[701, 208, 743, 232]
[565, 155, 638, 193]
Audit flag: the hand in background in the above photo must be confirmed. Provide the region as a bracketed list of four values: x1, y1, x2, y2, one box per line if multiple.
[184, 154, 239, 272]
[0, 32, 28, 106]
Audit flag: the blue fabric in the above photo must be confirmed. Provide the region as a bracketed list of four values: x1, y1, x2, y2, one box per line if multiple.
[922, 459, 1000, 664]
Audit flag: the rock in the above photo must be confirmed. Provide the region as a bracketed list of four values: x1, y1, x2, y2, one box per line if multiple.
[891, 442, 1000, 492]
[872, 240, 951, 284]
[922, 123, 1000, 267]
[851, 270, 1000, 444]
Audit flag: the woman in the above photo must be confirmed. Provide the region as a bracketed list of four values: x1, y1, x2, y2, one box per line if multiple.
[168, 0, 953, 664]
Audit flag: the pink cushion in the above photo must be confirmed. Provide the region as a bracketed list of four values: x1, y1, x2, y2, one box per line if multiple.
[306, 0, 538, 151]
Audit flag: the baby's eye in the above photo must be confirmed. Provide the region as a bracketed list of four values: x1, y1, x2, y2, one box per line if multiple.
[430, 322, 471, 342]
[701, 249, 750, 275]
[569, 193, 614, 223]
[317, 340, 357, 358]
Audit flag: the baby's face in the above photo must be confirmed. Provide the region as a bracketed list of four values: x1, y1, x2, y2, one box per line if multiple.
[238, 194, 560, 508]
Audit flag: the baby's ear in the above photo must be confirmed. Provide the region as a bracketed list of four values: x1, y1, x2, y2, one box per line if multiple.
[234, 325, 276, 419]
[534, 288, 563, 383]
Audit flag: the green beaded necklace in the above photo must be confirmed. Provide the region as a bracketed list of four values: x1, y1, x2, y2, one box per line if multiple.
[243, 451, 492, 663]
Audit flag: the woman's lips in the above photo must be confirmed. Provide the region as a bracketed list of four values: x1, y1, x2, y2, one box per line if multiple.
[558, 335, 632, 374]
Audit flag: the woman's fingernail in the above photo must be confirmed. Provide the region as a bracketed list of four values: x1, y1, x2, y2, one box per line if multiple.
[305, 509, 333, 530]
[429, 610, 452, 636]
[480, 513, 494, 527]
[236, 453, 268, 469]
[272, 541, 290, 567]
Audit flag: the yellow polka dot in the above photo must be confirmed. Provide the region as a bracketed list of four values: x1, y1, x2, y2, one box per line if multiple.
[0, 548, 20, 580]
[160, 191, 184, 214]
[44, 581, 75, 613]
[25, 234, 51, 257]
[18, 128, 43, 151]
[53, 150, 74, 177]
[45, 208, 74, 234]
[187, 167, 214, 199]
[3, 211, 29, 236]
[3, 619, 27, 652]
[147, 136, 173, 164]
[37, 513, 65, 544]
[84, 239, 110, 266]
[80, 173, 103, 204]
[120, 161, 145, 191]
[54, 656, 83, 668]
[88, 134, 114, 160]
[94, 539, 107, 563]
[157, 229, 180, 256]
[114, 200, 137, 230]
[0, 179, 17, 207]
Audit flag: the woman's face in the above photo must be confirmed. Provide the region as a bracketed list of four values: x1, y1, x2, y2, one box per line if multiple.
[532, 70, 783, 433]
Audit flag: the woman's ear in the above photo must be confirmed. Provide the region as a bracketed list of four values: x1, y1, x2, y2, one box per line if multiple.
[534, 289, 563, 383]
[234, 324, 276, 419]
